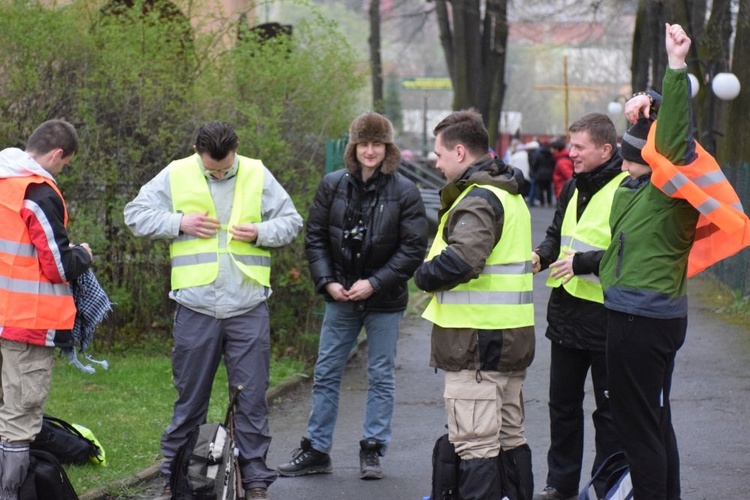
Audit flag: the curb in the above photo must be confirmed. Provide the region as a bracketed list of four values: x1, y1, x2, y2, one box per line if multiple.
[80, 335, 368, 499]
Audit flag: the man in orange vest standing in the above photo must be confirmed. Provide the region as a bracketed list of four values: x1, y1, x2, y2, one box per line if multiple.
[601, 24, 750, 499]
[0, 120, 93, 500]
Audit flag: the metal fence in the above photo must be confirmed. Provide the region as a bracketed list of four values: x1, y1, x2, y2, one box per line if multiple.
[708, 163, 750, 297]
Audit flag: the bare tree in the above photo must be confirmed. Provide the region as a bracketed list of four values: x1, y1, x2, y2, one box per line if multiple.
[433, 0, 509, 145]
[370, 0, 384, 112]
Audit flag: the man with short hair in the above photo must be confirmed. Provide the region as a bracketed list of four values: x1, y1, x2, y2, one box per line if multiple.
[415, 109, 535, 499]
[532, 113, 625, 500]
[0, 120, 93, 500]
[124, 121, 302, 500]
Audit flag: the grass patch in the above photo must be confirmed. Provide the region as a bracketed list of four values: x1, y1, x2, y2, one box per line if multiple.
[44, 350, 305, 495]
[689, 274, 750, 331]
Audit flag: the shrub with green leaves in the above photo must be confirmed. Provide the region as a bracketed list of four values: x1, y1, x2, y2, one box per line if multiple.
[0, 0, 366, 361]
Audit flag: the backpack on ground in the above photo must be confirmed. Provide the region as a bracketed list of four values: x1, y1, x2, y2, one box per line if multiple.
[578, 451, 632, 500]
[170, 386, 243, 500]
[431, 433, 459, 500]
[430, 433, 523, 500]
[19, 449, 79, 500]
[31, 414, 104, 466]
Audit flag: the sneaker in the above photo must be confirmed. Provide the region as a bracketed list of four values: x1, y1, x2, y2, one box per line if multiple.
[533, 485, 577, 500]
[245, 487, 268, 499]
[277, 437, 333, 477]
[359, 439, 383, 480]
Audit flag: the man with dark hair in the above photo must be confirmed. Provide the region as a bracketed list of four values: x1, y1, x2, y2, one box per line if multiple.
[0, 120, 92, 500]
[124, 121, 303, 500]
[415, 109, 535, 499]
[531, 113, 625, 500]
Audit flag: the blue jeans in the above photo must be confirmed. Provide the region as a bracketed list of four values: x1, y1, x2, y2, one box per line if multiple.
[307, 301, 402, 454]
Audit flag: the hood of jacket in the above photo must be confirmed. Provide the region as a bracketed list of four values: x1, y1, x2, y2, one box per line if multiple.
[440, 154, 526, 207]
[572, 151, 623, 197]
[0, 148, 56, 182]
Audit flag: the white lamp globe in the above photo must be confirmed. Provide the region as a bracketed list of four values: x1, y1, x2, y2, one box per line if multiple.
[712, 72, 741, 100]
[687, 73, 700, 98]
[607, 101, 623, 115]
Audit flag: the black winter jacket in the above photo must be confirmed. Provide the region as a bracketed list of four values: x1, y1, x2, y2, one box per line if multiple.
[534, 152, 623, 351]
[305, 167, 428, 312]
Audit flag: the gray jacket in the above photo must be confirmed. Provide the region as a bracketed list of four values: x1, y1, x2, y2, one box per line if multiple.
[123, 155, 303, 318]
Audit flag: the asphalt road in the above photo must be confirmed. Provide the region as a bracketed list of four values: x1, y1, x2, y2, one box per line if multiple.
[103, 205, 750, 499]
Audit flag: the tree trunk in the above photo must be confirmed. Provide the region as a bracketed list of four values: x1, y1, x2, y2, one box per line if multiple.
[433, 0, 508, 146]
[369, 0, 384, 112]
[723, 0, 750, 164]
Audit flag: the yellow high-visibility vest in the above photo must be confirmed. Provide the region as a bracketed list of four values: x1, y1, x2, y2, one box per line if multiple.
[422, 184, 534, 329]
[546, 172, 627, 303]
[168, 154, 270, 290]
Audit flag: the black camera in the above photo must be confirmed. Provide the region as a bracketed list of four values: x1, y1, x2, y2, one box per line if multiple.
[344, 223, 367, 243]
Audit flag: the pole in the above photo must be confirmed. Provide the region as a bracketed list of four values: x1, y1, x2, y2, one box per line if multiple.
[422, 93, 429, 157]
[563, 56, 569, 142]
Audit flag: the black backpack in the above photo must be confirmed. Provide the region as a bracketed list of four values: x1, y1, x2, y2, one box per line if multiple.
[431, 433, 459, 500]
[170, 386, 243, 500]
[430, 432, 523, 500]
[31, 414, 102, 465]
[19, 449, 78, 500]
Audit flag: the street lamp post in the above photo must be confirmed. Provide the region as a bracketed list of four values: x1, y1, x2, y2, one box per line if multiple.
[688, 61, 741, 155]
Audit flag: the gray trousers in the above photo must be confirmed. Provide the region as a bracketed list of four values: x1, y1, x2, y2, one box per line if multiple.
[160, 303, 277, 489]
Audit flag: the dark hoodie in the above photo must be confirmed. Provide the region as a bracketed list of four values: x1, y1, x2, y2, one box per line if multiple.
[415, 155, 535, 372]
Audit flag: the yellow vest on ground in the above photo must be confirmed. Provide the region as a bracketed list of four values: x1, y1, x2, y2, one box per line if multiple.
[546, 172, 627, 303]
[422, 184, 534, 329]
[168, 154, 270, 290]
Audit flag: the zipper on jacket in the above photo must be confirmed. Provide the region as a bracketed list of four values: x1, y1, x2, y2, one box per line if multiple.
[615, 232, 625, 279]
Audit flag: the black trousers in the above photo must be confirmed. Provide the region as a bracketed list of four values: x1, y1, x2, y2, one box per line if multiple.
[606, 310, 687, 500]
[545, 342, 619, 497]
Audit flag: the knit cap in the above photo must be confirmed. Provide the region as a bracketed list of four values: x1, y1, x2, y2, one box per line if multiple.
[620, 117, 652, 165]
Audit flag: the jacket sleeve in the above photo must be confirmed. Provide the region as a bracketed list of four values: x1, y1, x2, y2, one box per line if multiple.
[305, 175, 337, 292]
[655, 67, 696, 166]
[368, 180, 428, 293]
[123, 167, 183, 239]
[534, 178, 575, 270]
[414, 190, 498, 292]
[255, 166, 303, 248]
[22, 183, 91, 283]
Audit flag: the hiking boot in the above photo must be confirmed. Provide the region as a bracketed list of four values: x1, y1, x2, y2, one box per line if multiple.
[277, 437, 333, 477]
[245, 487, 268, 499]
[533, 485, 577, 500]
[359, 439, 383, 480]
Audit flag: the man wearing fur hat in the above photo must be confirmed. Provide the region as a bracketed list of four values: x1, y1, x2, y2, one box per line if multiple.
[601, 24, 750, 499]
[414, 109, 535, 499]
[277, 112, 428, 480]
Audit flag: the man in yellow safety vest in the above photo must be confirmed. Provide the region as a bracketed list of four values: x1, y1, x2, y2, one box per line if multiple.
[124, 121, 302, 500]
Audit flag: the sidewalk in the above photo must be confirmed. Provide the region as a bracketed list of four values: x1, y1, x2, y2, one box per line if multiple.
[93, 205, 750, 498]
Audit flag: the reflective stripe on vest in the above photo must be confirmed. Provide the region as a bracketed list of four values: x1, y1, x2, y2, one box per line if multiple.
[546, 172, 627, 303]
[0, 176, 76, 331]
[422, 184, 534, 329]
[169, 155, 271, 289]
[643, 122, 750, 277]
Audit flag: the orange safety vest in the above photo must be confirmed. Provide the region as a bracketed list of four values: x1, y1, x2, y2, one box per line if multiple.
[0, 176, 77, 334]
[643, 122, 750, 277]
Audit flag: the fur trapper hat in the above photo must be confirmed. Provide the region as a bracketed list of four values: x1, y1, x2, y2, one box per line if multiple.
[344, 112, 401, 175]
